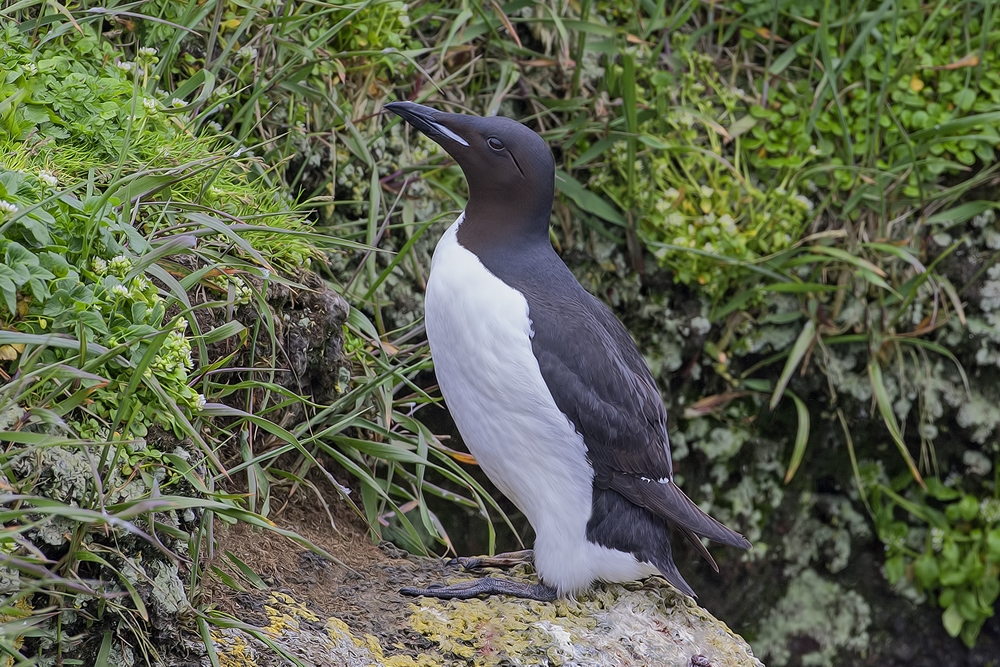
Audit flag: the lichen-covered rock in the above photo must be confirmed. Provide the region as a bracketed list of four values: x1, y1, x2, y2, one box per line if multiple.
[206, 555, 761, 667]
[754, 568, 870, 667]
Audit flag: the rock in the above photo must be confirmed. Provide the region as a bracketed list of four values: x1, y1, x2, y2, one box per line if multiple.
[204, 541, 762, 667]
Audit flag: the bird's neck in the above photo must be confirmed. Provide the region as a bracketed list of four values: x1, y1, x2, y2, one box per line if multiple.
[458, 194, 552, 255]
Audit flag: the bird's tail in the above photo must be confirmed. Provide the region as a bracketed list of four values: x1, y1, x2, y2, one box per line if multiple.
[610, 473, 751, 549]
[653, 553, 697, 598]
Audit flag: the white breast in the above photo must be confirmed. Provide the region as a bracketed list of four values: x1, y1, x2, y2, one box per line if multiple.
[425, 215, 658, 595]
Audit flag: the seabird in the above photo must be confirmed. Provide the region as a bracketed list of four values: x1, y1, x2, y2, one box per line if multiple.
[385, 101, 751, 601]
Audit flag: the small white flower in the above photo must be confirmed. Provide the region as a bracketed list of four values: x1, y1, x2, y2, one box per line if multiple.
[793, 194, 815, 211]
[215, 86, 229, 99]
[981, 498, 1000, 523]
[237, 46, 258, 61]
[116, 61, 135, 73]
[111, 284, 129, 297]
[0, 200, 18, 217]
[930, 527, 944, 552]
[207, 121, 222, 132]
[137, 46, 157, 58]
[171, 98, 186, 108]
[38, 170, 58, 187]
[174, 317, 188, 332]
[23, 62, 37, 75]
[703, 242, 714, 252]
[91, 257, 108, 275]
[108, 255, 132, 276]
[142, 97, 157, 112]
[195, 394, 207, 411]
[131, 276, 150, 293]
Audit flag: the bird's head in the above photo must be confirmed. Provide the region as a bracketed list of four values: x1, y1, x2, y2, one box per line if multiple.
[385, 102, 555, 239]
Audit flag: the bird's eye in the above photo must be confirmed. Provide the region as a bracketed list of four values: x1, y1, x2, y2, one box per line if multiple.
[488, 137, 504, 150]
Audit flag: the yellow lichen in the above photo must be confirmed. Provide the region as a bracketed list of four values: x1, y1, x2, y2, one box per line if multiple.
[263, 591, 320, 635]
[407, 593, 586, 666]
[0, 598, 33, 667]
[212, 629, 258, 667]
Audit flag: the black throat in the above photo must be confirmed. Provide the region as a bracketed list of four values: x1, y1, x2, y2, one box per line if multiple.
[456, 185, 553, 258]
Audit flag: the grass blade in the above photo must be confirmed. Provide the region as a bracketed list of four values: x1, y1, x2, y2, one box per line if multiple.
[770, 319, 815, 410]
[868, 362, 925, 488]
[783, 391, 811, 483]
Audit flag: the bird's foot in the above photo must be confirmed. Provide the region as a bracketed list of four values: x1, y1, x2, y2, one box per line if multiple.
[399, 576, 556, 601]
[448, 549, 535, 572]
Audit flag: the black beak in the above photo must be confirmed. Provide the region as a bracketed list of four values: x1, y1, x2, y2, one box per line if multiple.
[384, 101, 470, 148]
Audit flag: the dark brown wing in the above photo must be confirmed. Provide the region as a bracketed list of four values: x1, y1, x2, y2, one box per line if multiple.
[471, 239, 750, 552]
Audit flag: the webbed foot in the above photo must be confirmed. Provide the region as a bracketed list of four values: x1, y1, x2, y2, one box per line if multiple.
[399, 576, 556, 601]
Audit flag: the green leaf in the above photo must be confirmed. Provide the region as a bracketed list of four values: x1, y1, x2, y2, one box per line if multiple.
[570, 137, 617, 168]
[225, 551, 268, 590]
[885, 554, 906, 584]
[863, 243, 925, 273]
[958, 495, 979, 522]
[987, 529, 1000, 561]
[925, 478, 962, 501]
[555, 169, 626, 226]
[79, 310, 109, 335]
[868, 362, 924, 488]
[96, 631, 113, 667]
[200, 321, 246, 345]
[726, 114, 758, 140]
[768, 36, 811, 75]
[770, 319, 815, 410]
[954, 88, 976, 112]
[926, 201, 997, 228]
[712, 287, 758, 321]
[809, 245, 886, 276]
[942, 604, 964, 638]
[914, 554, 940, 588]
[960, 618, 985, 649]
[783, 392, 810, 483]
[956, 588, 982, 622]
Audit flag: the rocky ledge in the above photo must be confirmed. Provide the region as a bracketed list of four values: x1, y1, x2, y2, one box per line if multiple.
[203, 522, 762, 667]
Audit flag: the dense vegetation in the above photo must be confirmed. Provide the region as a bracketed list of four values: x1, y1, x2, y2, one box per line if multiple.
[1, 0, 999, 665]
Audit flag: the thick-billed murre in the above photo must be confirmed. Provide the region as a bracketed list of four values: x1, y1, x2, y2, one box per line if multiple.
[386, 101, 751, 601]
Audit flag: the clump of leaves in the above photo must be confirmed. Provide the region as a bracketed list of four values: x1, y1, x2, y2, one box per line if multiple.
[0, 19, 316, 271]
[874, 477, 1000, 647]
[737, 0, 1000, 201]
[582, 41, 816, 299]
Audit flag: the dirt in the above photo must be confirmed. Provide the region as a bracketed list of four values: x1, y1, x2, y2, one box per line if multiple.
[204, 485, 446, 658]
